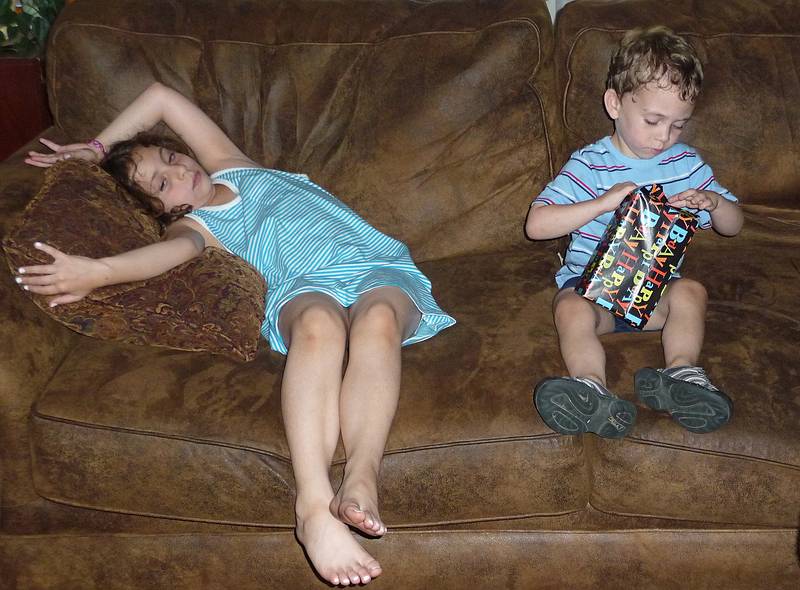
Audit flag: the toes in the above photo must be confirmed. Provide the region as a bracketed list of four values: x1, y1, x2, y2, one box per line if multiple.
[343, 503, 366, 524]
[342, 504, 384, 535]
[364, 512, 385, 535]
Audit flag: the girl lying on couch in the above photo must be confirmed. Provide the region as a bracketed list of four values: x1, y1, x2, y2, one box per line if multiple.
[21, 81, 455, 587]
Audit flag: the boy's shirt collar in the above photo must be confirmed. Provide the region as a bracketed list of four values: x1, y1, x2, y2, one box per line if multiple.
[599, 136, 689, 169]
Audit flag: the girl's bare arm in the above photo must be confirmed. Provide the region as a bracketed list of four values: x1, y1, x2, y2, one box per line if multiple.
[27, 82, 255, 171]
[15, 221, 206, 307]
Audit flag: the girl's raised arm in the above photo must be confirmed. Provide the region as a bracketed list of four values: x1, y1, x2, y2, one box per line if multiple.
[27, 83, 254, 171]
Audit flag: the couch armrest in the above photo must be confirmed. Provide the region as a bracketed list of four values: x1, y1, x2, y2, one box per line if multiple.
[0, 141, 78, 525]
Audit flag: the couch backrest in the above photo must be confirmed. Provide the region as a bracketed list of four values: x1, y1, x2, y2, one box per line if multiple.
[554, 0, 800, 208]
[47, 0, 558, 261]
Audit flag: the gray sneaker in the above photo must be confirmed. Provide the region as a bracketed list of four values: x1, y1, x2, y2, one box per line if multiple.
[534, 377, 637, 439]
[634, 366, 733, 433]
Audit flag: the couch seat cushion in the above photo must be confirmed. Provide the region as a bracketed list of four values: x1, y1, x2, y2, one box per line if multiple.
[30, 247, 590, 527]
[589, 211, 800, 527]
[30, 214, 800, 529]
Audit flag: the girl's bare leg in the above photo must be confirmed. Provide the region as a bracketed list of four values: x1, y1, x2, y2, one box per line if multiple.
[279, 293, 381, 586]
[330, 287, 421, 538]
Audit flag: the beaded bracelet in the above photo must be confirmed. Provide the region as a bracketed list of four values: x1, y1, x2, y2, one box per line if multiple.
[87, 138, 107, 157]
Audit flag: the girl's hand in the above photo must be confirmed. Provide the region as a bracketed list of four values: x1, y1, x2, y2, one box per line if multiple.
[24, 138, 102, 168]
[599, 181, 638, 213]
[668, 189, 720, 212]
[15, 242, 111, 307]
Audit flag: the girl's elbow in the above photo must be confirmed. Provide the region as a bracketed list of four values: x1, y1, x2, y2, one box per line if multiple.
[147, 81, 166, 94]
[185, 232, 206, 256]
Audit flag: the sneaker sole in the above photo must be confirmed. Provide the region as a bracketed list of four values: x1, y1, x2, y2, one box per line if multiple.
[634, 367, 733, 433]
[534, 378, 637, 439]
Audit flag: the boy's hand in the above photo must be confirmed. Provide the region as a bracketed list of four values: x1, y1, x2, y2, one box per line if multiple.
[15, 242, 111, 307]
[599, 182, 638, 213]
[667, 189, 720, 211]
[25, 138, 102, 168]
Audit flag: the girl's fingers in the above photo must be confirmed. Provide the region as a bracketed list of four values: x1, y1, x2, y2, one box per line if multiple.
[33, 242, 64, 258]
[50, 293, 85, 307]
[24, 159, 52, 168]
[22, 283, 60, 295]
[18, 264, 56, 275]
[38, 138, 62, 150]
[17, 274, 58, 286]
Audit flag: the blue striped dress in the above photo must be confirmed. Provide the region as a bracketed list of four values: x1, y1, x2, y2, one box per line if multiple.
[185, 167, 455, 354]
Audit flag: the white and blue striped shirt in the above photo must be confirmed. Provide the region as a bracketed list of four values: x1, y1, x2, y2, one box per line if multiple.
[533, 137, 737, 288]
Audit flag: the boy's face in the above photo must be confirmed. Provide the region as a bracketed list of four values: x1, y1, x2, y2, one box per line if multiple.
[604, 81, 695, 159]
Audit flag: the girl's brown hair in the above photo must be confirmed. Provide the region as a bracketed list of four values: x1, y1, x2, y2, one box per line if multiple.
[101, 132, 194, 225]
[606, 26, 703, 102]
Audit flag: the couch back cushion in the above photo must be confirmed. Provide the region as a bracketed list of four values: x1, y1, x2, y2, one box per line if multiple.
[48, 0, 558, 261]
[554, 0, 800, 208]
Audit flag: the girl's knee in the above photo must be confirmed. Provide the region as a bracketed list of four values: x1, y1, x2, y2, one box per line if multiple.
[289, 303, 348, 348]
[350, 299, 404, 344]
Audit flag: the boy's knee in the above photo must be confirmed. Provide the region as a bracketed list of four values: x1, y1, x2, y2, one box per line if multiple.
[669, 278, 707, 306]
[553, 291, 596, 327]
[290, 304, 347, 348]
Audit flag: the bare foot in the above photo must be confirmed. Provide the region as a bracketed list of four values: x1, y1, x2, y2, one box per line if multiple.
[330, 476, 386, 537]
[296, 506, 382, 586]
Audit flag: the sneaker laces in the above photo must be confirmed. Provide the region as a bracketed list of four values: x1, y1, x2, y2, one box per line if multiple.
[661, 366, 719, 391]
[573, 377, 613, 398]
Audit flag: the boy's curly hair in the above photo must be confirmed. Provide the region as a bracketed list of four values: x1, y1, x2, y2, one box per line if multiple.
[101, 132, 194, 225]
[606, 25, 703, 102]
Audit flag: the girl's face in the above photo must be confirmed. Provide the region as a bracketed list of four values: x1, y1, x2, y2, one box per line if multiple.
[130, 146, 214, 214]
[604, 81, 695, 159]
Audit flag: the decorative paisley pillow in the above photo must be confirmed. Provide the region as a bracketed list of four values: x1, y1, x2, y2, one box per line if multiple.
[2, 160, 266, 361]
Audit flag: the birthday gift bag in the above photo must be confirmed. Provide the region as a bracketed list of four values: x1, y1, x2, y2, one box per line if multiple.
[575, 184, 698, 329]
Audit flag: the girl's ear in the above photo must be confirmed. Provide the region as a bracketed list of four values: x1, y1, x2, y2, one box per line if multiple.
[604, 88, 622, 120]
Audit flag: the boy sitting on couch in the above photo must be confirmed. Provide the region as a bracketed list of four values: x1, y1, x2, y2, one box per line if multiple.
[525, 26, 743, 439]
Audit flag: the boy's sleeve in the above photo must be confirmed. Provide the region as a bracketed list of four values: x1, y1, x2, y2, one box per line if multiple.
[687, 156, 738, 230]
[533, 153, 598, 208]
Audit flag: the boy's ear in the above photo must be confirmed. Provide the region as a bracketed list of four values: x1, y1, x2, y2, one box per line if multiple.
[604, 88, 621, 120]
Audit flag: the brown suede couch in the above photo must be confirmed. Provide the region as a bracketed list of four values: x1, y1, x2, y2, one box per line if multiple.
[1, 0, 799, 588]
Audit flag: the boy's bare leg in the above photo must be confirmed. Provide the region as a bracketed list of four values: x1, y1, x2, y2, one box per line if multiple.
[536, 288, 637, 438]
[331, 287, 421, 538]
[553, 289, 615, 384]
[635, 279, 731, 433]
[279, 293, 381, 586]
[644, 278, 707, 366]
